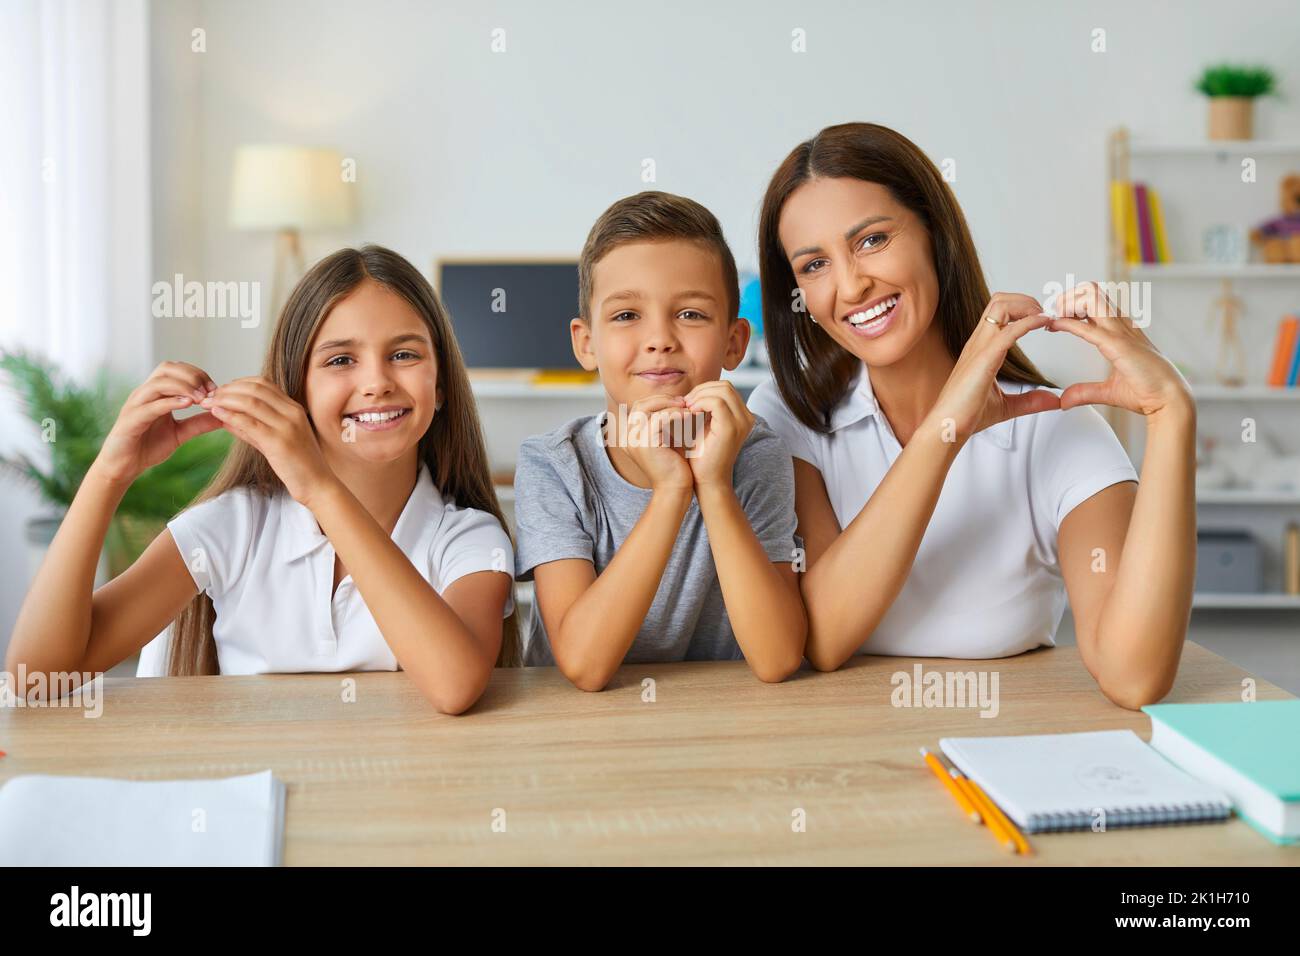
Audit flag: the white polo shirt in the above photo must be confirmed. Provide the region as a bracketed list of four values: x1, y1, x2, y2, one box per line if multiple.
[136, 465, 514, 676]
[748, 363, 1137, 659]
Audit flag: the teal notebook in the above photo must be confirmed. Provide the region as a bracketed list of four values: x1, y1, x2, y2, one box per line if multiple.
[1143, 700, 1300, 845]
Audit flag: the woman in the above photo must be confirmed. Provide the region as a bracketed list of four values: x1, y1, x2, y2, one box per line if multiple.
[747, 122, 1196, 709]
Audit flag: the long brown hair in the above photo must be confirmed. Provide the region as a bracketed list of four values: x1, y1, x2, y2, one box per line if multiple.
[758, 122, 1051, 432]
[167, 245, 520, 673]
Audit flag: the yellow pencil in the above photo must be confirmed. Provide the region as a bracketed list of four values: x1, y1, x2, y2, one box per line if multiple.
[964, 777, 1033, 856]
[952, 774, 1016, 852]
[920, 747, 980, 823]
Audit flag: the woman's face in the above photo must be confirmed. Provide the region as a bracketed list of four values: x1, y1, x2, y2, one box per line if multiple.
[777, 176, 941, 368]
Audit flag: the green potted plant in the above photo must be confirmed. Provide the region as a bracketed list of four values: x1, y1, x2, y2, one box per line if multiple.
[0, 350, 231, 582]
[1195, 64, 1278, 141]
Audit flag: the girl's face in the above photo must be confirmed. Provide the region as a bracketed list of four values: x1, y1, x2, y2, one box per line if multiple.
[303, 278, 439, 466]
[777, 176, 941, 368]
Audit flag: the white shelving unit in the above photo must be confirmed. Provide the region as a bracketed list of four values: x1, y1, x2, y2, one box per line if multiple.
[1129, 263, 1300, 279]
[1193, 592, 1300, 610]
[1197, 489, 1300, 506]
[1191, 384, 1300, 401]
[1108, 127, 1300, 609]
[470, 365, 771, 400]
[1128, 140, 1300, 157]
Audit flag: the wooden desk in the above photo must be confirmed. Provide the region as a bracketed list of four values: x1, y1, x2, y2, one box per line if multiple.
[1, 642, 1294, 865]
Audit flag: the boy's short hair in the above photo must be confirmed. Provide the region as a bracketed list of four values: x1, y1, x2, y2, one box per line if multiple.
[578, 190, 740, 323]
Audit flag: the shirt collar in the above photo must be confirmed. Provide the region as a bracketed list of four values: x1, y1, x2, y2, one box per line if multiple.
[275, 463, 444, 563]
[829, 362, 1015, 450]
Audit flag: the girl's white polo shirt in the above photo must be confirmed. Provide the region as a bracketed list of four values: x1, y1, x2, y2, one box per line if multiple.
[748, 363, 1137, 659]
[136, 465, 514, 676]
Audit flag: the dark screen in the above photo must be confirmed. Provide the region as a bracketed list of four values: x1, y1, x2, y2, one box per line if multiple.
[437, 261, 582, 369]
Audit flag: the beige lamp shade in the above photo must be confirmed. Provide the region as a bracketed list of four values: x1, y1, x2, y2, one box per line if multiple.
[228, 145, 353, 231]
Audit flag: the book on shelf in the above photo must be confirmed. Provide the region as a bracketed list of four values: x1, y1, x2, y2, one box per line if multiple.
[1110, 180, 1171, 265]
[1149, 187, 1171, 262]
[1268, 316, 1300, 388]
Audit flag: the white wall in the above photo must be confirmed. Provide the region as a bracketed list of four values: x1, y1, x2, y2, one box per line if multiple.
[147, 0, 1300, 392]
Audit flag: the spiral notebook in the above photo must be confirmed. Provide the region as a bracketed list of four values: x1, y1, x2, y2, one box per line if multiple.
[939, 730, 1232, 833]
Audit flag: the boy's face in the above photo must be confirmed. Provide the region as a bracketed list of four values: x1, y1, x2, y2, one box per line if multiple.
[572, 239, 749, 409]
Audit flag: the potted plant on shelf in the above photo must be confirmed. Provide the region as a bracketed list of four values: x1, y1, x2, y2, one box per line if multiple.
[1195, 64, 1277, 141]
[0, 350, 231, 583]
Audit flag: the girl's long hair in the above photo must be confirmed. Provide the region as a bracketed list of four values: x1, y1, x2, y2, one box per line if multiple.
[167, 245, 520, 673]
[758, 122, 1052, 433]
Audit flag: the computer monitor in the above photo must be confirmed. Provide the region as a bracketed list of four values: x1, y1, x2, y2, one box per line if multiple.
[435, 259, 582, 370]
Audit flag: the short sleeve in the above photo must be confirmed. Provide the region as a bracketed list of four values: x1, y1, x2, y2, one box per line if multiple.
[513, 435, 595, 580]
[734, 420, 800, 564]
[746, 380, 822, 469]
[1029, 403, 1138, 532]
[166, 490, 259, 600]
[430, 505, 516, 617]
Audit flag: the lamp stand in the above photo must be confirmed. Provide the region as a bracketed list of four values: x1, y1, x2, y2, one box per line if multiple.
[270, 228, 305, 330]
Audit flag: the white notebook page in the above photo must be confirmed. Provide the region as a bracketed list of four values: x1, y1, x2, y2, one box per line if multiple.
[940, 730, 1231, 832]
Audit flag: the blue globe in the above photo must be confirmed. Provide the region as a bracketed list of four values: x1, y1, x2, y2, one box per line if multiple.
[738, 276, 763, 338]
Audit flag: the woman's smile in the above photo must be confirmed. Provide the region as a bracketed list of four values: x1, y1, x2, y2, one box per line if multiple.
[843, 293, 901, 339]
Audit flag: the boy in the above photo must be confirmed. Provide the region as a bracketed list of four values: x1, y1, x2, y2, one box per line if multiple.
[514, 190, 806, 690]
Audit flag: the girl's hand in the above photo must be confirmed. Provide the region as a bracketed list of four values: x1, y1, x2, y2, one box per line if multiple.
[200, 377, 335, 504]
[1048, 281, 1195, 422]
[930, 293, 1061, 441]
[683, 380, 754, 491]
[610, 394, 696, 492]
[94, 361, 223, 486]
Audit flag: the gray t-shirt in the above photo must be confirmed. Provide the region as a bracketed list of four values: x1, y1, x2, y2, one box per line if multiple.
[514, 413, 798, 665]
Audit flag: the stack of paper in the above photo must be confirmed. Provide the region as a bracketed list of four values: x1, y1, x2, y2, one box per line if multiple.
[0, 770, 286, 865]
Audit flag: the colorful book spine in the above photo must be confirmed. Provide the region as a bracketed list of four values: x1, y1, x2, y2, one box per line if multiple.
[1123, 183, 1141, 264]
[1134, 183, 1155, 263]
[1268, 317, 1299, 387]
[1109, 181, 1132, 263]
[1149, 187, 1171, 263]
[1288, 319, 1300, 387]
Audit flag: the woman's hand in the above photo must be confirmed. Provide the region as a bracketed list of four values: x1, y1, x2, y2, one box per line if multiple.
[683, 380, 755, 491]
[94, 361, 223, 486]
[200, 377, 336, 505]
[929, 292, 1061, 442]
[1048, 281, 1195, 423]
[610, 393, 696, 492]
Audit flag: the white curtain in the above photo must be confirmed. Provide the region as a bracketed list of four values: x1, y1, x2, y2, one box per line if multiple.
[0, 0, 152, 648]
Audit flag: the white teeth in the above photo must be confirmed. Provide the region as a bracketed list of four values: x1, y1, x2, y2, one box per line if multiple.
[848, 296, 899, 326]
[348, 409, 406, 423]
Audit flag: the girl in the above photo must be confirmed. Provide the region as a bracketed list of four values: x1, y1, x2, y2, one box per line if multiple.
[6, 245, 518, 714]
[747, 123, 1196, 709]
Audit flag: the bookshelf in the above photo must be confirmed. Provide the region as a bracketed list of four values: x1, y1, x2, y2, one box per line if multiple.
[1107, 127, 1300, 609]
[469, 364, 771, 400]
[1191, 384, 1300, 401]
[1193, 593, 1300, 610]
[1127, 140, 1300, 157]
[1129, 263, 1300, 279]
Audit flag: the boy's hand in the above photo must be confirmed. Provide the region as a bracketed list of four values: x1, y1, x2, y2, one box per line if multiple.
[95, 361, 223, 486]
[613, 394, 695, 492]
[683, 381, 754, 491]
[200, 377, 337, 506]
